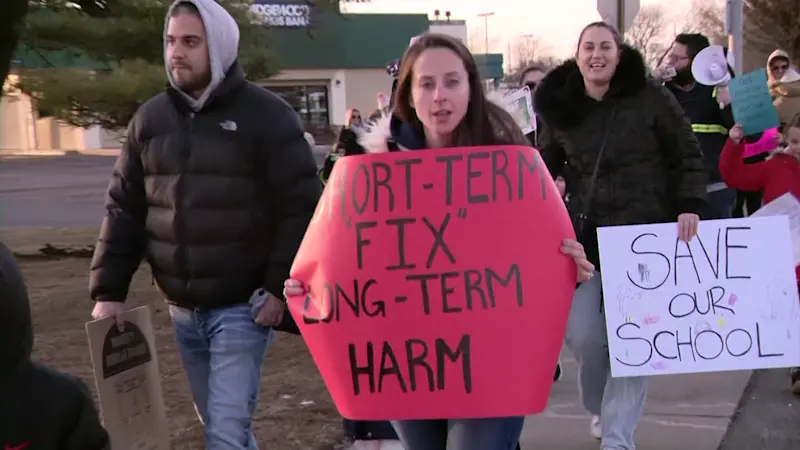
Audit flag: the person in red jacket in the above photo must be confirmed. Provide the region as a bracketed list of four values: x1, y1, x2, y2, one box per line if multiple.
[720, 121, 800, 207]
[719, 114, 800, 395]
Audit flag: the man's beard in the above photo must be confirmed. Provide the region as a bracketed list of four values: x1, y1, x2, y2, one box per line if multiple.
[172, 69, 210, 94]
[673, 66, 694, 85]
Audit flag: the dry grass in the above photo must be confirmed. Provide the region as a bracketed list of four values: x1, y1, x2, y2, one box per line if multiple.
[4, 227, 346, 450]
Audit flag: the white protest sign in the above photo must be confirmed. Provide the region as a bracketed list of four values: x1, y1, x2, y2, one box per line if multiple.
[751, 192, 800, 266]
[597, 217, 800, 378]
[86, 306, 170, 450]
[502, 87, 536, 135]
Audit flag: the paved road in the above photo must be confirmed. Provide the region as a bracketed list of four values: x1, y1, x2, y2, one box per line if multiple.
[0, 151, 328, 228]
[0, 155, 113, 227]
[1, 154, 793, 449]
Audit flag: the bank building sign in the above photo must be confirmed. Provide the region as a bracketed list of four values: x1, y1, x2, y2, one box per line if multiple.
[249, 2, 311, 28]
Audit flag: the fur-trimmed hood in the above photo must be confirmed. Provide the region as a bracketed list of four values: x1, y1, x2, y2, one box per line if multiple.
[357, 90, 519, 153]
[358, 113, 423, 153]
[534, 44, 649, 129]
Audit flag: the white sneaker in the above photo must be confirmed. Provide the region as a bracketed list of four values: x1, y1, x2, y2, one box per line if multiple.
[590, 415, 602, 440]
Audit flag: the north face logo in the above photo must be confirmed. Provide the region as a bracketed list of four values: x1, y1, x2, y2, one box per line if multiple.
[220, 120, 237, 132]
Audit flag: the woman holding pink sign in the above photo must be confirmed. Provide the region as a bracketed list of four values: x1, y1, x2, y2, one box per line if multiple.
[284, 33, 595, 450]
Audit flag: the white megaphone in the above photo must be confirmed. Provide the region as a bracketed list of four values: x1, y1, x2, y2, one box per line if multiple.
[692, 45, 735, 109]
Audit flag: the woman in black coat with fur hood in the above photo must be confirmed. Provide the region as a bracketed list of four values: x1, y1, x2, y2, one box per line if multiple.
[533, 22, 707, 450]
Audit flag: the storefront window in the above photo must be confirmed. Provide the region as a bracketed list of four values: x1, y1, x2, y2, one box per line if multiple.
[269, 84, 332, 143]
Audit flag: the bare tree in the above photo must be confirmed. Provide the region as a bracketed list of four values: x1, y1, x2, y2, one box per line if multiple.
[744, 0, 800, 61]
[624, 4, 669, 68]
[468, 26, 501, 54]
[511, 35, 552, 70]
[682, 0, 726, 44]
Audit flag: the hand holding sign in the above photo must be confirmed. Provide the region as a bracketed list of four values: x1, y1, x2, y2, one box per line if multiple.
[86, 306, 170, 449]
[560, 239, 595, 281]
[287, 145, 577, 420]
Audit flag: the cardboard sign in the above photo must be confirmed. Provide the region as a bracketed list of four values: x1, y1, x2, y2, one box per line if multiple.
[503, 87, 536, 135]
[597, 217, 800, 378]
[86, 306, 170, 450]
[289, 145, 577, 420]
[728, 69, 781, 136]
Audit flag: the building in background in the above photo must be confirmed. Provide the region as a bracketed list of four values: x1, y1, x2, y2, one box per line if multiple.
[2, 1, 505, 151]
[258, 6, 429, 143]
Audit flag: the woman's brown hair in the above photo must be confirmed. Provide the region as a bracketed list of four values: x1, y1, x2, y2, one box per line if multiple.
[392, 33, 529, 147]
[577, 21, 623, 52]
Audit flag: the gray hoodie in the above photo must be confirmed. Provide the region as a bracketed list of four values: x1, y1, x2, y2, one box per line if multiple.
[163, 0, 240, 110]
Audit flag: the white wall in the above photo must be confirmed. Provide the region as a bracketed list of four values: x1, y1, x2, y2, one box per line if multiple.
[0, 94, 27, 150]
[2, 75, 123, 152]
[84, 126, 124, 149]
[341, 68, 392, 122]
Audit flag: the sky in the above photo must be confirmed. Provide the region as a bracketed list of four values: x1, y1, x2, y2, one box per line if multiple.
[342, 0, 699, 60]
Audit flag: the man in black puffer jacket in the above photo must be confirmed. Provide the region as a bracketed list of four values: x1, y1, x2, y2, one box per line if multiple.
[88, 0, 320, 448]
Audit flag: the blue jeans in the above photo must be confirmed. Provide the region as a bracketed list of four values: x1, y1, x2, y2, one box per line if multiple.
[565, 272, 646, 450]
[391, 417, 524, 450]
[170, 303, 274, 449]
[702, 187, 736, 220]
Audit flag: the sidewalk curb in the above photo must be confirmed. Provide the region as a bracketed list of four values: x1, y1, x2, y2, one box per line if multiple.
[716, 369, 800, 449]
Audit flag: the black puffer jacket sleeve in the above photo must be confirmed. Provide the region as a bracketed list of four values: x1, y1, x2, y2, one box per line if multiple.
[652, 84, 708, 217]
[89, 119, 148, 302]
[261, 103, 322, 301]
[536, 115, 566, 179]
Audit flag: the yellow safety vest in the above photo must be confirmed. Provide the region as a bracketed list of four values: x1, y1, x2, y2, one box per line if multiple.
[691, 123, 728, 135]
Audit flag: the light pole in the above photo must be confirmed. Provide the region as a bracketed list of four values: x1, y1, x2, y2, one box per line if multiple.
[726, 0, 744, 74]
[477, 12, 495, 54]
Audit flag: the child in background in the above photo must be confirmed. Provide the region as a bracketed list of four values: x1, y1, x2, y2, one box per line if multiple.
[732, 127, 781, 217]
[0, 242, 110, 448]
[719, 115, 800, 395]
